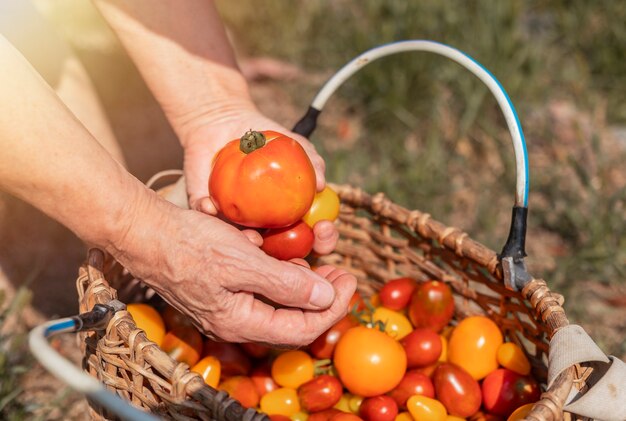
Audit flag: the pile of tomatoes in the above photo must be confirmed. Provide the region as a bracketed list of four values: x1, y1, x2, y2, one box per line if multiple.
[127, 277, 541, 421]
[208, 129, 340, 261]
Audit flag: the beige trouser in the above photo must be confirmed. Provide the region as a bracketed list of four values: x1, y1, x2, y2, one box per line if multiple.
[0, 0, 180, 321]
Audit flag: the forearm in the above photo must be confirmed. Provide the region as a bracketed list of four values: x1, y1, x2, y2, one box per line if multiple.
[0, 35, 150, 250]
[94, 0, 255, 143]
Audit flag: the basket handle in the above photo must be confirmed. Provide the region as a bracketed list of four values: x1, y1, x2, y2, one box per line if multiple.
[293, 40, 530, 289]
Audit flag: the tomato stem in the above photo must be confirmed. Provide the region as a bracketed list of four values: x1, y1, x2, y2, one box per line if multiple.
[240, 130, 266, 153]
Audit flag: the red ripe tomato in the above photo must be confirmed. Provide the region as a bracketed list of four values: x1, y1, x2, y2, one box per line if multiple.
[240, 342, 272, 359]
[308, 408, 343, 421]
[433, 363, 482, 418]
[203, 340, 251, 378]
[219, 376, 260, 408]
[161, 305, 194, 330]
[359, 396, 398, 421]
[400, 328, 443, 368]
[209, 130, 316, 228]
[407, 281, 455, 333]
[298, 374, 343, 412]
[379, 277, 416, 311]
[309, 315, 359, 359]
[333, 326, 407, 397]
[250, 363, 279, 397]
[349, 292, 366, 312]
[261, 221, 314, 260]
[482, 369, 540, 417]
[387, 370, 435, 409]
[160, 325, 204, 366]
[269, 416, 292, 421]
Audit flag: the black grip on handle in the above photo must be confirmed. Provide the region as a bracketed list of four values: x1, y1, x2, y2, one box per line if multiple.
[500, 206, 528, 261]
[292, 106, 321, 138]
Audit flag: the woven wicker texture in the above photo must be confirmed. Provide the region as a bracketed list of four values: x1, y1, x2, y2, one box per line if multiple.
[77, 183, 583, 421]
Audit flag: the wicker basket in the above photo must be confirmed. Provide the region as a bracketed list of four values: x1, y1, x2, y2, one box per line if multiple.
[77, 180, 582, 421]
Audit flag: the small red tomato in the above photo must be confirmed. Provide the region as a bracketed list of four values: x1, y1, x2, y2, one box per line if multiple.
[415, 362, 440, 378]
[400, 328, 443, 368]
[250, 363, 279, 397]
[379, 277, 417, 311]
[161, 305, 194, 330]
[203, 340, 251, 378]
[408, 281, 455, 333]
[359, 396, 398, 421]
[308, 408, 343, 421]
[387, 370, 435, 409]
[330, 413, 363, 421]
[219, 376, 260, 408]
[433, 363, 482, 418]
[298, 374, 343, 412]
[310, 315, 359, 359]
[482, 369, 540, 417]
[349, 292, 366, 312]
[261, 221, 314, 260]
[240, 342, 272, 359]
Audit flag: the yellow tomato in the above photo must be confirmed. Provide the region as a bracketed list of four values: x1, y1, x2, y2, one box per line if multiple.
[302, 186, 340, 227]
[272, 350, 314, 389]
[126, 303, 165, 346]
[445, 416, 465, 421]
[407, 396, 447, 421]
[260, 388, 301, 416]
[507, 403, 534, 421]
[372, 307, 413, 340]
[191, 356, 221, 388]
[497, 342, 531, 375]
[291, 411, 308, 421]
[448, 316, 503, 380]
[395, 412, 413, 421]
[334, 393, 363, 414]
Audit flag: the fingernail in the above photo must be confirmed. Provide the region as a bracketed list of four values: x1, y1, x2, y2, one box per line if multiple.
[310, 281, 335, 308]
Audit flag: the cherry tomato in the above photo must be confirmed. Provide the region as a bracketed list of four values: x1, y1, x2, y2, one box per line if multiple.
[415, 362, 440, 378]
[433, 363, 482, 418]
[349, 292, 367, 312]
[262, 221, 314, 260]
[240, 342, 272, 359]
[330, 413, 363, 421]
[161, 325, 203, 366]
[298, 374, 343, 412]
[219, 376, 260, 408]
[394, 412, 412, 421]
[445, 416, 465, 421]
[447, 316, 503, 380]
[379, 277, 417, 311]
[388, 370, 435, 409]
[203, 340, 251, 377]
[126, 303, 165, 346]
[407, 281, 455, 333]
[334, 393, 363, 414]
[506, 403, 534, 421]
[333, 326, 407, 397]
[251, 363, 279, 397]
[272, 350, 314, 389]
[302, 186, 341, 227]
[269, 415, 292, 421]
[482, 369, 540, 417]
[191, 356, 221, 388]
[359, 395, 398, 421]
[161, 305, 194, 330]
[371, 307, 413, 340]
[400, 328, 442, 368]
[260, 388, 301, 417]
[309, 408, 343, 421]
[497, 343, 531, 376]
[310, 315, 359, 359]
[210, 130, 316, 228]
[406, 395, 447, 421]
[438, 335, 448, 363]
[292, 411, 309, 421]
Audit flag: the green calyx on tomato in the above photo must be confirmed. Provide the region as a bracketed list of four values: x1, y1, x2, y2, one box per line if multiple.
[240, 130, 267, 153]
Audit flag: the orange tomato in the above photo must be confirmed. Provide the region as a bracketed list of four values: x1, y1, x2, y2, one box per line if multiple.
[507, 403, 534, 421]
[371, 307, 413, 340]
[406, 396, 447, 421]
[333, 326, 407, 397]
[394, 412, 413, 421]
[191, 356, 221, 388]
[448, 316, 503, 380]
[438, 335, 448, 363]
[209, 130, 316, 228]
[260, 388, 301, 416]
[219, 376, 260, 408]
[161, 325, 203, 366]
[497, 342, 531, 375]
[271, 350, 315, 389]
[302, 186, 341, 227]
[126, 303, 165, 346]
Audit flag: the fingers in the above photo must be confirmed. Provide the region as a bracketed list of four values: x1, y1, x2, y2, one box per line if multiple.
[215, 268, 357, 346]
[192, 196, 219, 215]
[242, 229, 263, 247]
[312, 220, 339, 255]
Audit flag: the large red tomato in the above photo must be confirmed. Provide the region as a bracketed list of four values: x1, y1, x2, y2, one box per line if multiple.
[481, 369, 540, 417]
[209, 130, 316, 228]
[407, 281, 455, 333]
[261, 221, 314, 260]
[432, 363, 482, 418]
[333, 326, 407, 397]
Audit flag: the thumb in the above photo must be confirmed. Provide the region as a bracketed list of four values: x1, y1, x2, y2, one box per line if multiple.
[229, 260, 336, 310]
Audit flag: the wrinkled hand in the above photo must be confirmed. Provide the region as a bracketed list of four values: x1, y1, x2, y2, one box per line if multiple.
[111, 193, 356, 346]
[181, 109, 338, 255]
